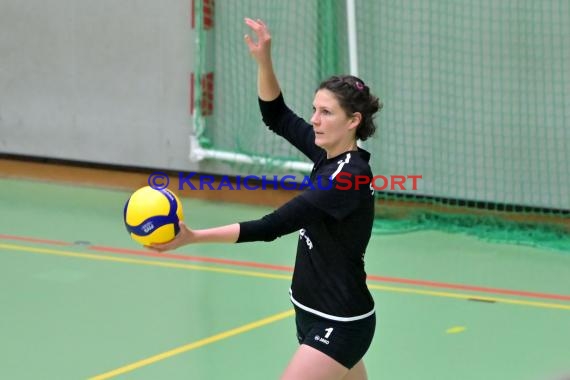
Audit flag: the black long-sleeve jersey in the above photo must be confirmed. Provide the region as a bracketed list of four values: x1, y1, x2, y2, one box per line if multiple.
[237, 93, 375, 321]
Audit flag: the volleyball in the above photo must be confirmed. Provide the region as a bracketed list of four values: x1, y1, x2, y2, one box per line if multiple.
[123, 186, 184, 245]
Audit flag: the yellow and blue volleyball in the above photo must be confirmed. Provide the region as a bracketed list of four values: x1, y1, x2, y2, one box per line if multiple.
[123, 186, 184, 245]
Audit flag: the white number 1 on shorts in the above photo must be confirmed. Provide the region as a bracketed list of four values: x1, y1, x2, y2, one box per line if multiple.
[324, 327, 334, 339]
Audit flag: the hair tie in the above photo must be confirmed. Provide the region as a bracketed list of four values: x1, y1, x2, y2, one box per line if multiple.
[355, 81, 364, 91]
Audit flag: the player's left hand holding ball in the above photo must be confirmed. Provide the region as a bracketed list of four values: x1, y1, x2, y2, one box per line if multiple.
[147, 221, 193, 252]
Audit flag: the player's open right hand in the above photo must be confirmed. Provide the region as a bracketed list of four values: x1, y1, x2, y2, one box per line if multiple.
[244, 18, 272, 66]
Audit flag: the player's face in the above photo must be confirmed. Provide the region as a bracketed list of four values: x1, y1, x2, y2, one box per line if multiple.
[311, 89, 360, 157]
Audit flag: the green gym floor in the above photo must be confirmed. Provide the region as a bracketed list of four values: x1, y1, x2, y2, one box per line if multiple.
[0, 177, 569, 380]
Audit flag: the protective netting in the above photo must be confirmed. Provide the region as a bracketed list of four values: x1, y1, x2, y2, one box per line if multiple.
[195, 0, 348, 171]
[194, 1, 569, 251]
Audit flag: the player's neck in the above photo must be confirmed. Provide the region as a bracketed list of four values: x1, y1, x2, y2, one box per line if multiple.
[326, 141, 358, 159]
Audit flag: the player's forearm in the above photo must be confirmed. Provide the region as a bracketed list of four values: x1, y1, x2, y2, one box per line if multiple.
[257, 60, 281, 101]
[192, 223, 240, 244]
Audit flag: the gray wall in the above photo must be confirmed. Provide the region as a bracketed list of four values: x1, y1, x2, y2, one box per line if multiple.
[0, 0, 196, 171]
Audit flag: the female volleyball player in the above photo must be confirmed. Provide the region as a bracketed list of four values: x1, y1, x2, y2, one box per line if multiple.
[151, 18, 382, 380]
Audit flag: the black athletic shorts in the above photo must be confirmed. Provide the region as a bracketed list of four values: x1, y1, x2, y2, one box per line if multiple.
[294, 306, 376, 369]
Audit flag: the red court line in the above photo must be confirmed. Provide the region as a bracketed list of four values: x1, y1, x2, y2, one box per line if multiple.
[92, 246, 570, 302]
[367, 275, 570, 302]
[2, 234, 570, 302]
[0, 234, 72, 246]
[88, 245, 294, 272]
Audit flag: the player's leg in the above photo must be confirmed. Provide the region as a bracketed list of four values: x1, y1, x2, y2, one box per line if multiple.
[280, 344, 349, 380]
[342, 360, 368, 380]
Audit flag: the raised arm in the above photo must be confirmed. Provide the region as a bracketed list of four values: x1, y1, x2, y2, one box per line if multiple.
[243, 18, 322, 162]
[244, 18, 280, 101]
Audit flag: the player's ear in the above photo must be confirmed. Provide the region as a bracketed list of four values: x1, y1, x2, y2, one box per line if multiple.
[348, 112, 362, 130]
